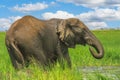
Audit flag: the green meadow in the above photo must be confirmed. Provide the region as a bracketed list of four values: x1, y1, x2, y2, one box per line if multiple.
[0, 30, 120, 80]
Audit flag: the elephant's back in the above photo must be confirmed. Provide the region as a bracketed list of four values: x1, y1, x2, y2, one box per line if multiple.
[7, 15, 45, 37]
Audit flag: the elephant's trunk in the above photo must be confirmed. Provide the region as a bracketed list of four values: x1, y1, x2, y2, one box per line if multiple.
[89, 40, 104, 59]
[85, 32, 104, 59]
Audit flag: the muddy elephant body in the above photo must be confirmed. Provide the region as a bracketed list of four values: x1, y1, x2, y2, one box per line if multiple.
[5, 15, 104, 69]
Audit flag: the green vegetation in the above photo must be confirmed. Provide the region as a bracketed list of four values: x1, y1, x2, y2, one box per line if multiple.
[0, 30, 120, 80]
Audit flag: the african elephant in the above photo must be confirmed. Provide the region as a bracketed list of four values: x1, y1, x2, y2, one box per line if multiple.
[5, 15, 104, 69]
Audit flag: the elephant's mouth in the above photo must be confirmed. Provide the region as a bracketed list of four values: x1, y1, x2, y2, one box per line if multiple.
[81, 42, 86, 46]
[78, 38, 87, 46]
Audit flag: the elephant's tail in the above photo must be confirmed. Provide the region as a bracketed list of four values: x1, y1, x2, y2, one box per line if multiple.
[6, 39, 25, 66]
[11, 41, 25, 64]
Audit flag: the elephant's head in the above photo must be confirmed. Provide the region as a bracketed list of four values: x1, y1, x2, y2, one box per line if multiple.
[57, 18, 104, 59]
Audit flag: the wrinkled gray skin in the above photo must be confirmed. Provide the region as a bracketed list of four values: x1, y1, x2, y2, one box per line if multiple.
[5, 16, 104, 69]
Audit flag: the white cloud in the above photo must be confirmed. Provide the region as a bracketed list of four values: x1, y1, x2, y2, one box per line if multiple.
[12, 2, 48, 12]
[85, 21, 108, 29]
[42, 10, 109, 29]
[9, 16, 22, 21]
[58, 0, 120, 8]
[76, 8, 120, 29]
[77, 8, 120, 22]
[0, 16, 22, 30]
[0, 18, 11, 29]
[42, 11, 75, 19]
[50, 1, 56, 5]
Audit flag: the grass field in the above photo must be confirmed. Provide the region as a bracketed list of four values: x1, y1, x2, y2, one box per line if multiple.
[0, 30, 120, 80]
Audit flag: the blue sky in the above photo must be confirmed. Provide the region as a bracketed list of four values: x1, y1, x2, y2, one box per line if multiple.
[0, 0, 120, 31]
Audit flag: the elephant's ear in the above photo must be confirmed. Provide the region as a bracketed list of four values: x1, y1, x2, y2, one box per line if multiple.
[57, 19, 75, 47]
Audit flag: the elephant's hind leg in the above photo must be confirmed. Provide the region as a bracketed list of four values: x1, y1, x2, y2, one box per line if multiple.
[33, 49, 48, 68]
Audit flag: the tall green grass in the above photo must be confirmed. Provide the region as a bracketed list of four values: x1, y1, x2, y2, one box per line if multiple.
[0, 30, 120, 80]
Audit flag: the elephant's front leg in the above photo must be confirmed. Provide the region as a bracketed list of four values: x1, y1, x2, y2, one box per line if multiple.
[56, 41, 71, 68]
[63, 52, 71, 68]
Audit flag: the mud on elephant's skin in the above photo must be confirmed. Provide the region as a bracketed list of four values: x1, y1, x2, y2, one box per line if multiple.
[5, 15, 104, 69]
